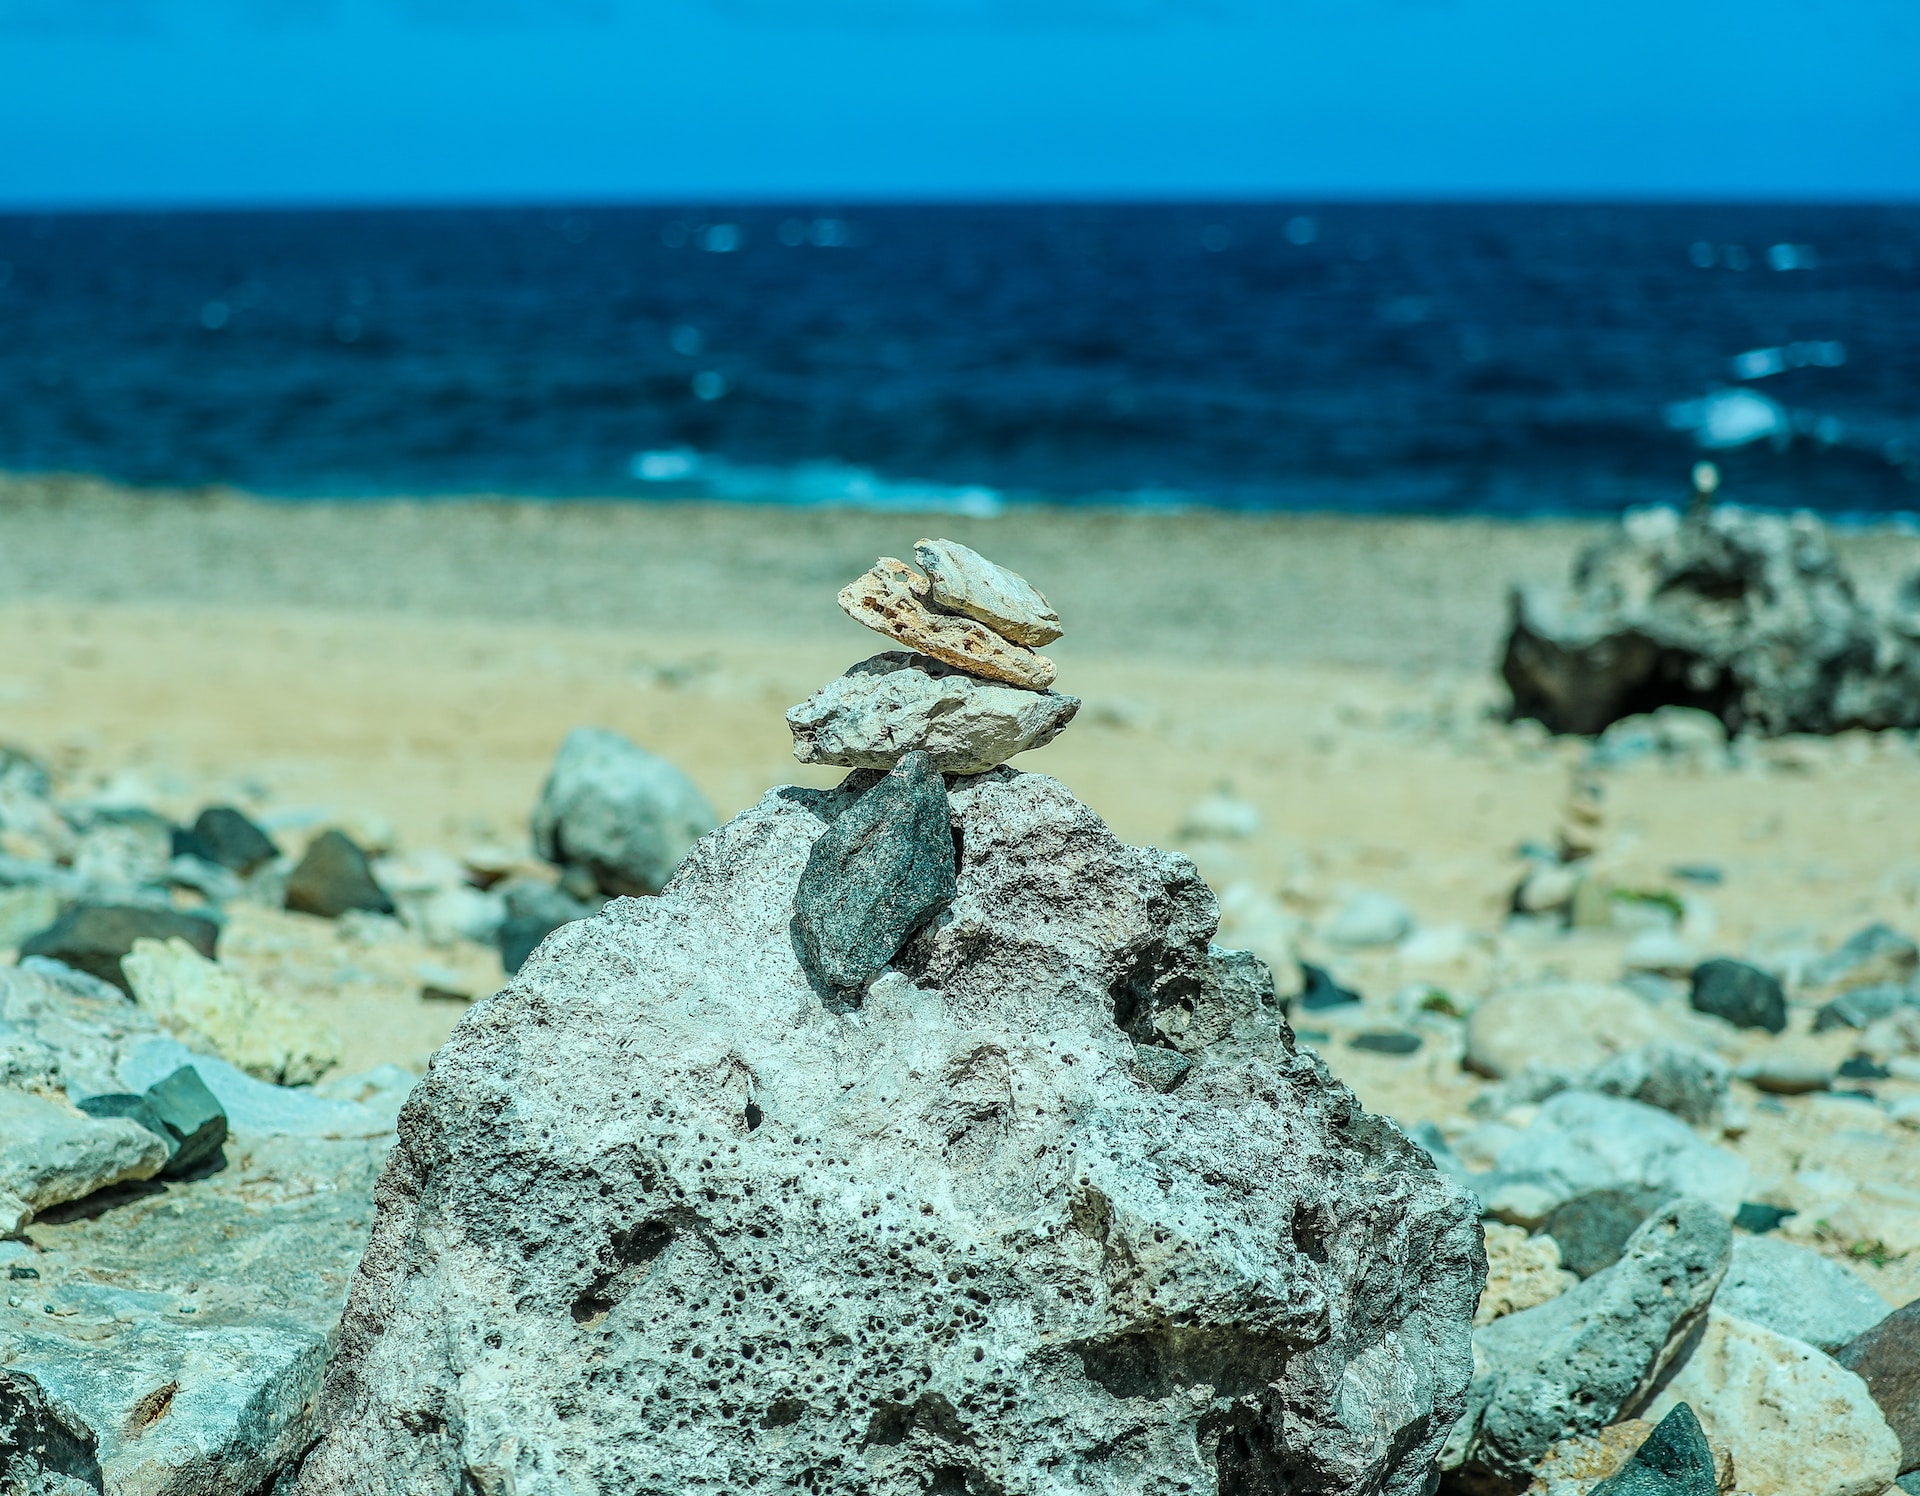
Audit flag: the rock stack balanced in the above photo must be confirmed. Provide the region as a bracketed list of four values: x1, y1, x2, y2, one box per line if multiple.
[294, 542, 1483, 1496]
[787, 539, 1080, 776]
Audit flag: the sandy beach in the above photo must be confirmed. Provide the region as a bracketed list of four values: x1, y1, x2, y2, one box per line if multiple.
[6, 472, 1920, 1322]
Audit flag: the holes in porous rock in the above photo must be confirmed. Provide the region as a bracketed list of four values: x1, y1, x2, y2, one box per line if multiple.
[1289, 1202, 1331, 1266]
[744, 1101, 763, 1131]
[1077, 1328, 1290, 1403]
[570, 1215, 681, 1328]
[125, 1381, 177, 1438]
[1203, 1401, 1284, 1496]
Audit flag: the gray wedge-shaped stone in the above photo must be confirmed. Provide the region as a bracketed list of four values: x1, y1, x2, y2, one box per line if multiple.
[1451, 1196, 1730, 1485]
[913, 536, 1064, 646]
[792, 751, 956, 991]
[0, 1089, 169, 1227]
[788, 652, 1081, 775]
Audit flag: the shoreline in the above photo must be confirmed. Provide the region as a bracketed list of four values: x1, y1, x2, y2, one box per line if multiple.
[14, 467, 1920, 677]
[4, 467, 1920, 1321]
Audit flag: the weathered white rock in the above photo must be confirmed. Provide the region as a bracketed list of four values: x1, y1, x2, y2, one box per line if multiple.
[1448, 1198, 1730, 1485]
[1643, 1311, 1901, 1496]
[123, 936, 343, 1087]
[531, 726, 718, 896]
[1477, 1221, 1578, 1326]
[1176, 788, 1264, 841]
[913, 537, 1063, 647]
[1460, 1091, 1748, 1226]
[839, 557, 1058, 690]
[2, 1130, 392, 1496]
[1466, 983, 1672, 1080]
[0, 1088, 168, 1226]
[787, 652, 1080, 774]
[1322, 890, 1415, 949]
[1714, 1234, 1890, 1353]
[296, 769, 1482, 1496]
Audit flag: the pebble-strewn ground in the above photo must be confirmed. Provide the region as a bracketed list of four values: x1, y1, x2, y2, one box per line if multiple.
[5, 477, 1920, 1368]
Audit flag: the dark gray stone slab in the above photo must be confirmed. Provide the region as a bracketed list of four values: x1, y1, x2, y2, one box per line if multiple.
[20, 905, 219, 994]
[284, 830, 394, 919]
[1688, 958, 1786, 1034]
[792, 751, 956, 992]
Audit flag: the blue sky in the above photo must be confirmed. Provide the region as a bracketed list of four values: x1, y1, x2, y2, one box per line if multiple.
[2, 0, 1915, 205]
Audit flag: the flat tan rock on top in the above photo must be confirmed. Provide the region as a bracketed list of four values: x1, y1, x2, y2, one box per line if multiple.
[913, 537, 1063, 646]
[838, 556, 1056, 690]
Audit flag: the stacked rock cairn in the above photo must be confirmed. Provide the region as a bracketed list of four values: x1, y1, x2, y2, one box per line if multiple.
[784, 539, 1080, 992]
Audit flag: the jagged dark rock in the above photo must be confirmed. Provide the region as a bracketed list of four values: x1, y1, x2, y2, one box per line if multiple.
[187, 805, 281, 876]
[1589, 1402, 1719, 1496]
[19, 904, 219, 994]
[791, 750, 957, 992]
[1689, 957, 1787, 1034]
[285, 830, 394, 919]
[1503, 503, 1920, 736]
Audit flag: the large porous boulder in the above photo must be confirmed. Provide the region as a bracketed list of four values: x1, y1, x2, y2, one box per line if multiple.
[296, 768, 1484, 1496]
[1502, 503, 1920, 736]
[531, 726, 718, 897]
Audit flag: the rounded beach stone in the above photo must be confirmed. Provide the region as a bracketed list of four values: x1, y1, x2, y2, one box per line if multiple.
[1714, 1234, 1889, 1353]
[1465, 983, 1669, 1080]
[530, 726, 718, 898]
[1688, 958, 1786, 1034]
[1645, 1310, 1900, 1496]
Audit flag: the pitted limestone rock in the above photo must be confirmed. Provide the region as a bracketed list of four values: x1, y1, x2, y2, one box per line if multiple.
[295, 768, 1482, 1496]
[788, 652, 1080, 774]
[838, 557, 1057, 690]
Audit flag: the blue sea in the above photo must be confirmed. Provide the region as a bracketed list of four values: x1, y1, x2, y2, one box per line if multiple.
[1, 203, 1916, 517]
